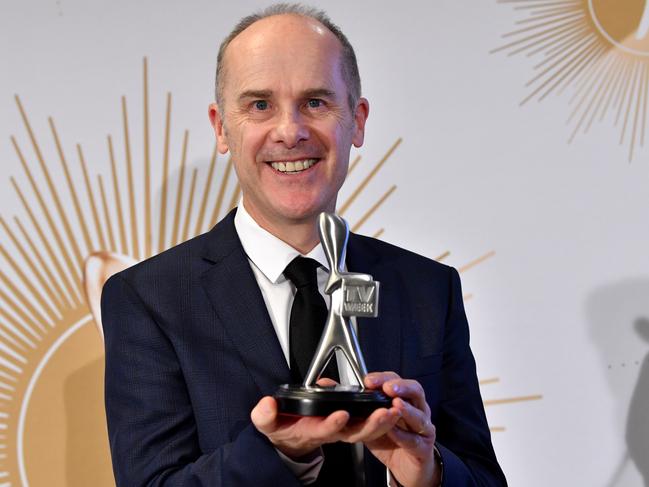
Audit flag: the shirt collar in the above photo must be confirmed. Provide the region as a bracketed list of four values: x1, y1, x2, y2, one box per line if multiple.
[234, 202, 329, 284]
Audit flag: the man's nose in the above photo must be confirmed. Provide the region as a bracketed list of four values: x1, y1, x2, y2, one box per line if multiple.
[270, 108, 309, 148]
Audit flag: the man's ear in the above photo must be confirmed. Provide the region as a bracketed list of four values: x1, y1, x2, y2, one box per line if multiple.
[352, 97, 370, 148]
[208, 103, 229, 154]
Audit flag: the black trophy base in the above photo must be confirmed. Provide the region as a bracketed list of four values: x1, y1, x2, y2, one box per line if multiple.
[274, 384, 392, 417]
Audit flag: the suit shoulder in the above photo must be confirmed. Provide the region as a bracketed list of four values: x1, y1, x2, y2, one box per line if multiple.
[111, 231, 212, 288]
[350, 233, 453, 280]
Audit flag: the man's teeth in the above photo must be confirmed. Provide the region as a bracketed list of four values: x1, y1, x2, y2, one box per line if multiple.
[270, 159, 318, 173]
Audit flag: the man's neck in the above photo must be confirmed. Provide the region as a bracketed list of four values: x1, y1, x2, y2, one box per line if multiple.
[242, 201, 321, 255]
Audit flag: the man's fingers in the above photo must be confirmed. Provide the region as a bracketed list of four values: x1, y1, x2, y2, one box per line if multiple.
[393, 398, 435, 439]
[387, 425, 434, 452]
[341, 407, 401, 443]
[364, 371, 400, 389]
[383, 378, 424, 400]
[316, 377, 338, 387]
[384, 379, 429, 415]
[250, 396, 279, 434]
[313, 410, 351, 440]
[252, 401, 351, 455]
[365, 373, 430, 416]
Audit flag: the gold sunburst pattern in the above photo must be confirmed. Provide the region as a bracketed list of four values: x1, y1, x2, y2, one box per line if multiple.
[0, 57, 537, 485]
[493, 0, 649, 161]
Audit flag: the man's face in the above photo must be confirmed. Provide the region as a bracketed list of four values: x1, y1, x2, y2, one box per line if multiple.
[209, 14, 368, 230]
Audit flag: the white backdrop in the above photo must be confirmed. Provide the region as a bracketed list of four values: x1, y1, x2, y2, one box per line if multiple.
[1, 1, 649, 486]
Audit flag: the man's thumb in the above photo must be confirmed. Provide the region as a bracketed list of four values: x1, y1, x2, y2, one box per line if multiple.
[251, 396, 278, 434]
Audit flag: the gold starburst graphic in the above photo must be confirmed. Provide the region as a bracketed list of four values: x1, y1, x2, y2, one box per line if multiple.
[493, 0, 649, 161]
[1, 58, 538, 485]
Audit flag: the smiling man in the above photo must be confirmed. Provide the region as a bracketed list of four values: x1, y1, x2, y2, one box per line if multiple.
[102, 4, 506, 487]
[209, 10, 367, 254]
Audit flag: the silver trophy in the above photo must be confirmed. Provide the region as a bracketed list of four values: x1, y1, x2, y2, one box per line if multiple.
[275, 213, 390, 417]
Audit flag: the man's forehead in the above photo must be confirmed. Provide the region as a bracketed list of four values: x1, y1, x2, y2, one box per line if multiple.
[225, 15, 341, 70]
[222, 14, 344, 94]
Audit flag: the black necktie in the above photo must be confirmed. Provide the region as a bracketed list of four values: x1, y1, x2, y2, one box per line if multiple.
[284, 257, 356, 486]
[284, 256, 338, 382]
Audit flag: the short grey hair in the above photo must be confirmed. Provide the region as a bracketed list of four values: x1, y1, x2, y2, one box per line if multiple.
[214, 3, 361, 112]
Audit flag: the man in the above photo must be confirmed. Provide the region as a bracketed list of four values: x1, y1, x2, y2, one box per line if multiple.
[101, 4, 506, 486]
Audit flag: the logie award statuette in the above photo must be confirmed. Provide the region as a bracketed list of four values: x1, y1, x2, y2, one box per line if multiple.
[274, 212, 391, 417]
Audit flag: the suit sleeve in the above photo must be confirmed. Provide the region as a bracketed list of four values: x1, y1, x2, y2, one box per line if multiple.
[434, 268, 508, 486]
[101, 273, 303, 487]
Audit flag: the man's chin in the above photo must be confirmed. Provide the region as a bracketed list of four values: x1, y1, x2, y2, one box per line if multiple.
[276, 207, 322, 224]
[272, 200, 332, 224]
[243, 193, 335, 227]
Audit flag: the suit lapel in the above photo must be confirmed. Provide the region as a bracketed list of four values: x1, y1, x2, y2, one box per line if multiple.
[200, 210, 290, 396]
[346, 234, 402, 376]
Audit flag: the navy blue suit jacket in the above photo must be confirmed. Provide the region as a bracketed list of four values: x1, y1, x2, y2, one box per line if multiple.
[102, 209, 507, 486]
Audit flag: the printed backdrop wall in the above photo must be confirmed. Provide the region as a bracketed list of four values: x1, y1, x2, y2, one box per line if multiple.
[1, 1, 648, 486]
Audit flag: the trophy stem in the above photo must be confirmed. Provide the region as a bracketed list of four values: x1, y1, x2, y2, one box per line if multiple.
[303, 289, 368, 387]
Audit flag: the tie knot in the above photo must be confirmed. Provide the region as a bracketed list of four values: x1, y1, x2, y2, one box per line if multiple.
[284, 257, 320, 289]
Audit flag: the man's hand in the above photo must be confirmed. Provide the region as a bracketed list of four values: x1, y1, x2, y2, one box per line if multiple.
[364, 371, 441, 487]
[250, 379, 402, 460]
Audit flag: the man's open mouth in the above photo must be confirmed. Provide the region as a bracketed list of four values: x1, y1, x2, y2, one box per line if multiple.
[269, 158, 319, 174]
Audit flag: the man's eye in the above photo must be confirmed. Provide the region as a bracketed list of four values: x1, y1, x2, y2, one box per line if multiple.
[307, 99, 323, 108]
[253, 100, 269, 111]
